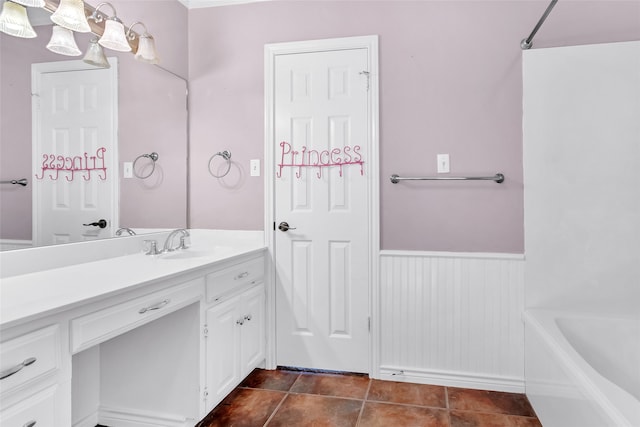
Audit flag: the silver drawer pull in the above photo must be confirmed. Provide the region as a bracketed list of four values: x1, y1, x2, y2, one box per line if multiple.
[23, 421, 37, 427]
[244, 314, 252, 321]
[236, 319, 244, 326]
[138, 299, 170, 314]
[0, 357, 37, 380]
[235, 272, 249, 280]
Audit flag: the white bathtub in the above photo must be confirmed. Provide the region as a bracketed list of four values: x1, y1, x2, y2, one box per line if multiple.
[524, 309, 640, 427]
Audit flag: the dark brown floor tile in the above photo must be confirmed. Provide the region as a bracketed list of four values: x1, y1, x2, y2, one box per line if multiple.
[450, 410, 512, 427]
[240, 368, 300, 391]
[359, 402, 450, 427]
[367, 379, 447, 408]
[290, 372, 370, 399]
[508, 415, 543, 427]
[267, 393, 362, 427]
[447, 388, 536, 417]
[196, 388, 286, 427]
[450, 411, 543, 427]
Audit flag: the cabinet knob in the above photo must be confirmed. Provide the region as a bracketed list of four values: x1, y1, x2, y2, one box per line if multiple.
[236, 319, 244, 326]
[244, 314, 252, 322]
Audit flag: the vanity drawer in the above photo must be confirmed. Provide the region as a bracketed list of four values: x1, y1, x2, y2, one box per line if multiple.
[0, 325, 60, 396]
[71, 279, 201, 353]
[0, 384, 57, 427]
[206, 257, 264, 303]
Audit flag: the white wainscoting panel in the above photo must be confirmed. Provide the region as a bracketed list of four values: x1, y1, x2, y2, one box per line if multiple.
[379, 251, 525, 392]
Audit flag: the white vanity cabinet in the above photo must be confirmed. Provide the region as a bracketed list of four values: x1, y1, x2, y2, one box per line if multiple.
[204, 256, 266, 410]
[0, 324, 70, 426]
[0, 231, 268, 427]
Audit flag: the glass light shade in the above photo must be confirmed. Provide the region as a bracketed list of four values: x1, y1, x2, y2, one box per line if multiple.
[99, 18, 131, 52]
[50, 0, 90, 33]
[46, 25, 81, 56]
[0, 1, 36, 38]
[83, 38, 110, 68]
[135, 34, 159, 64]
[12, 0, 45, 7]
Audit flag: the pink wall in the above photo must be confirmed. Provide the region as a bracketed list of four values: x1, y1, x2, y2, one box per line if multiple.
[188, 0, 640, 253]
[0, 0, 188, 241]
[0, 26, 65, 241]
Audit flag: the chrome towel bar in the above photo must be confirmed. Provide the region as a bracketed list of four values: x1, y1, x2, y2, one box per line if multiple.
[1, 178, 28, 186]
[390, 173, 504, 184]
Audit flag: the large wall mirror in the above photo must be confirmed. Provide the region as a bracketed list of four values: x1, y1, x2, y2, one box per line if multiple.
[0, 0, 188, 250]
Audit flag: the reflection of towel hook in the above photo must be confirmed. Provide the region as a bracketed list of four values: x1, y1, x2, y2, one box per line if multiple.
[133, 152, 159, 179]
[208, 150, 232, 178]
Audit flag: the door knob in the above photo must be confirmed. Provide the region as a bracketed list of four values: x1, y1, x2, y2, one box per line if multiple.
[278, 221, 296, 232]
[83, 219, 107, 228]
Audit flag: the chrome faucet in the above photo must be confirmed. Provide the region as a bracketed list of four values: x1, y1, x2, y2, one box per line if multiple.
[143, 239, 161, 255]
[163, 229, 190, 252]
[116, 227, 136, 236]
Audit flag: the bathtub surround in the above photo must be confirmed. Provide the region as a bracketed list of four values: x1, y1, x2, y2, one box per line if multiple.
[522, 41, 640, 426]
[523, 40, 640, 312]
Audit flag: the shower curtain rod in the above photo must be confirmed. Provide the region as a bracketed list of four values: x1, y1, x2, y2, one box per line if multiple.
[521, 0, 558, 50]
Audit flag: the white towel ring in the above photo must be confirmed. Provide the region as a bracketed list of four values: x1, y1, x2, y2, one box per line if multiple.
[208, 150, 232, 178]
[133, 152, 159, 179]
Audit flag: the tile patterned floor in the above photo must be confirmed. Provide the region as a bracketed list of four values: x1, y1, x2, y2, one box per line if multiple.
[196, 368, 542, 427]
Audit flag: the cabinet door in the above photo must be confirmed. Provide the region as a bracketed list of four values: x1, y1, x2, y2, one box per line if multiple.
[205, 296, 241, 408]
[0, 384, 57, 427]
[240, 284, 265, 377]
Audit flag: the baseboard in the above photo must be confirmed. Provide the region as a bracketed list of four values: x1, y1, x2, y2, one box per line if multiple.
[378, 365, 525, 393]
[98, 405, 195, 427]
[73, 411, 99, 427]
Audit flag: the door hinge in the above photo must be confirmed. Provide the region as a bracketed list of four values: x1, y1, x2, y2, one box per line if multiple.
[359, 71, 370, 91]
[203, 387, 209, 401]
[203, 324, 208, 338]
[368, 316, 371, 332]
[32, 93, 41, 110]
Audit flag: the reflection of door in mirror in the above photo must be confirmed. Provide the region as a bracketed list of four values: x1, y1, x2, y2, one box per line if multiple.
[32, 60, 118, 247]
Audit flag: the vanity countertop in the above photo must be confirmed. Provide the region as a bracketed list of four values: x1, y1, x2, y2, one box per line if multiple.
[0, 230, 266, 329]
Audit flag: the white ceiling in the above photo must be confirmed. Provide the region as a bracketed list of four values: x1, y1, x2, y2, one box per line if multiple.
[177, 0, 270, 8]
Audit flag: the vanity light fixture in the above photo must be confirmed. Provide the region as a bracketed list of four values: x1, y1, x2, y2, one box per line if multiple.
[0, 1, 37, 38]
[46, 25, 81, 56]
[11, 0, 45, 7]
[126, 21, 159, 64]
[88, 2, 131, 52]
[50, 0, 91, 33]
[83, 37, 110, 68]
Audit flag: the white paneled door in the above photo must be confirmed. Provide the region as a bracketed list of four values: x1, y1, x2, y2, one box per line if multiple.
[32, 60, 118, 246]
[273, 47, 371, 373]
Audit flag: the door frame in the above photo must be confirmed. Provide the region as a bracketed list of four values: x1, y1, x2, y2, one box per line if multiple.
[31, 58, 119, 245]
[264, 36, 380, 375]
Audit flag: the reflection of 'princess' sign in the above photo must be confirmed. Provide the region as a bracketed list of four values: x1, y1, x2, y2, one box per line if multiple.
[276, 141, 364, 178]
[35, 147, 107, 181]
